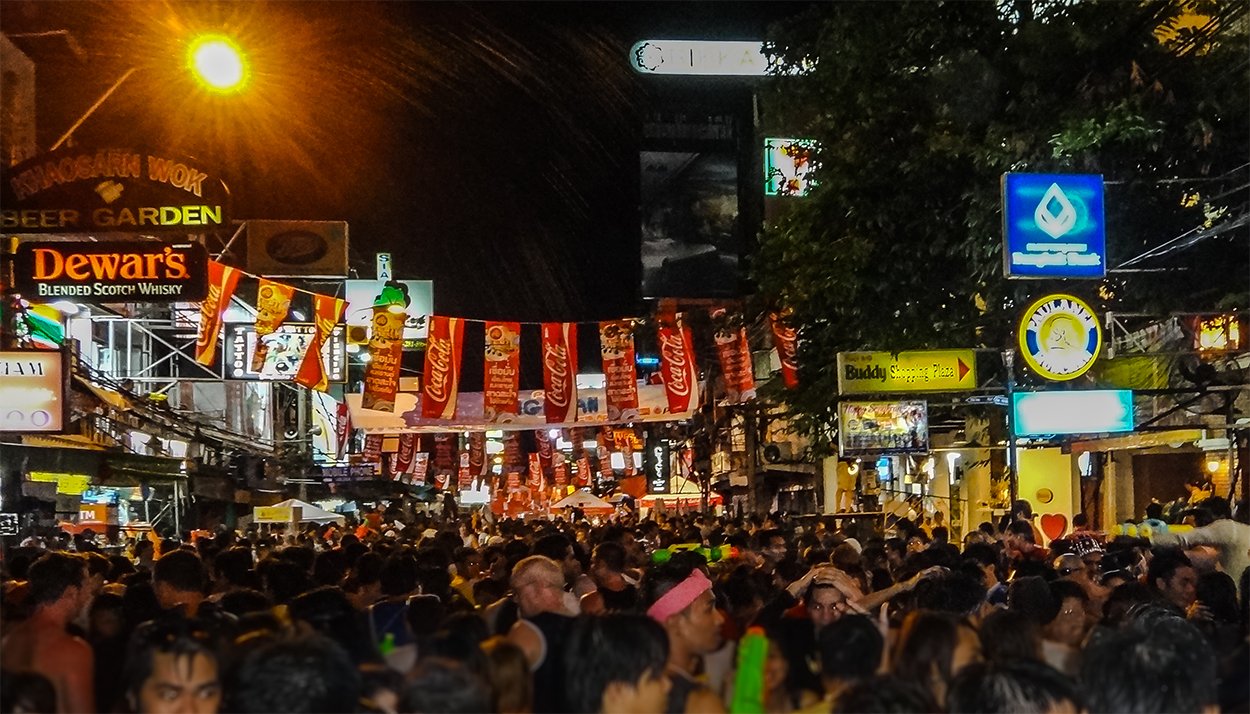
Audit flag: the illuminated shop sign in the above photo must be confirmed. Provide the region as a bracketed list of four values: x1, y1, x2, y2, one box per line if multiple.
[1012, 390, 1134, 436]
[1018, 294, 1102, 381]
[838, 400, 929, 457]
[837, 350, 976, 394]
[344, 280, 434, 349]
[12, 240, 208, 302]
[224, 323, 345, 382]
[644, 434, 671, 494]
[0, 148, 230, 232]
[0, 350, 66, 433]
[1003, 173, 1105, 278]
[630, 40, 769, 76]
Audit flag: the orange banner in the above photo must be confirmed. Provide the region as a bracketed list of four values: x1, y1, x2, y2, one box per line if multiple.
[251, 279, 296, 371]
[770, 311, 800, 389]
[362, 306, 405, 411]
[294, 294, 346, 391]
[599, 320, 639, 420]
[483, 321, 521, 422]
[195, 260, 241, 366]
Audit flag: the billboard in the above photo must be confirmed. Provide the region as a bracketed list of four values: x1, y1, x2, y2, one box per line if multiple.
[838, 400, 929, 457]
[837, 350, 976, 394]
[344, 279, 434, 349]
[12, 240, 208, 303]
[223, 323, 345, 382]
[244, 220, 349, 277]
[1003, 173, 1106, 278]
[640, 151, 740, 298]
[0, 350, 67, 433]
[1013, 390, 1134, 436]
[630, 40, 769, 76]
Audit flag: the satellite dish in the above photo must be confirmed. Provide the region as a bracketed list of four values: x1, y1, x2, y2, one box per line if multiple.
[763, 444, 783, 463]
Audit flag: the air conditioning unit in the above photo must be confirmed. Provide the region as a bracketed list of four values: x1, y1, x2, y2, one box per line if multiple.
[763, 441, 794, 463]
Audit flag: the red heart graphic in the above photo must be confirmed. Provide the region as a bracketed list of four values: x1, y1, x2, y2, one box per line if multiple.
[1040, 513, 1068, 542]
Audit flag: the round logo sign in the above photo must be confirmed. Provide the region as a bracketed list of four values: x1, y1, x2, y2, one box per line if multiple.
[1018, 294, 1101, 380]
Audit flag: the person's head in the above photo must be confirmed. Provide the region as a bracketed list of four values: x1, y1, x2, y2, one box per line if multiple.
[563, 614, 670, 714]
[590, 541, 628, 581]
[226, 632, 360, 713]
[533, 533, 579, 583]
[212, 547, 255, 591]
[831, 674, 939, 714]
[948, 660, 1082, 714]
[817, 614, 884, 690]
[452, 547, 482, 581]
[1081, 615, 1217, 713]
[0, 671, 57, 714]
[805, 579, 859, 631]
[509, 556, 566, 617]
[378, 552, 419, 598]
[977, 608, 1041, 663]
[1043, 580, 1089, 648]
[400, 657, 492, 714]
[756, 528, 788, 563]
[26, 551, 89, 616]
[1146, 547, 1197, 611]
[288, 586, 377, 666]
[1006, 520, 1035, 547]
[640, 562, 723, 656]
[1013, 500, 1035, 520]
[89, 591, 127, 641]
[888, 610, 981, 703]
[124, 618, 222, 714]
[481, 636, 531, 714]
[152, 550, 208, 611]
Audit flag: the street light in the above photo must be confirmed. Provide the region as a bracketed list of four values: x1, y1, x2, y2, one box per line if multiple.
[187, 34, 249, 93]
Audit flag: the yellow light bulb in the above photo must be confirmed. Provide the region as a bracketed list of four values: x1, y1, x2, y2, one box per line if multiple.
[188, 35, 248, 93]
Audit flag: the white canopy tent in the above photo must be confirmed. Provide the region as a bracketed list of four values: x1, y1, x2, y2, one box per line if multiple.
[550, 490, 614, 511]
[253, 498, 346, 525]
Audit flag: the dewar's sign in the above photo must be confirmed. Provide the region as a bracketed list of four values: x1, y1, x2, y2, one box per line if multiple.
[1, 148, 230, 232]
[13, 240, 209, 302]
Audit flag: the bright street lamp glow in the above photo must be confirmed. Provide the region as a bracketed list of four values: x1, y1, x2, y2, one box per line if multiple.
[188, 35, 248, 92]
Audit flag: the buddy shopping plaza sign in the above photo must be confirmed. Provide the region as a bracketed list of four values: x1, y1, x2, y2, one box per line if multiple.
[1, 148, 230, 232]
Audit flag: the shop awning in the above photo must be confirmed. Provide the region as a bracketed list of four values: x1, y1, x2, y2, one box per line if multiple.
[1069, 428, 1204, 454]
[21, 434, 108, 450]
[73, 375, 132, 411]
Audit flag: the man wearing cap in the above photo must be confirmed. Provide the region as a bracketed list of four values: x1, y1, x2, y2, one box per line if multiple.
[640, 561, 726, 714]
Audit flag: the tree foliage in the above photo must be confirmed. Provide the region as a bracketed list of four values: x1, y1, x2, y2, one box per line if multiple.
[753, 0, 1249, 452]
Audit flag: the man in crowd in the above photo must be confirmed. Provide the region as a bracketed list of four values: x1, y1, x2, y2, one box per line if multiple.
[506, 555, 576, 714]
[152, 550, 209, 616]
[1146, 547, 1199, 615]
[123, 618, 222, 714]
[641, 560, 726, 714]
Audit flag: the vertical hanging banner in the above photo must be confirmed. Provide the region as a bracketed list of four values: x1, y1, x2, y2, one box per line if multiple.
[361, 306, 405, 411]
[422, 316, 465, 419]
[468, 431, 486, 477]
[577, 456, 593, 487]
[535, 429, 554, 473]
[599, 320, 639, 420]
[433, 433, 457, 473]
[295, 294, 347, 391]
[411, 452, 430, 486]
[362, 434, 382, 463]
[711, 309, 757, 403]
[598, 446, 615, 481]
[483, 321, 521, 422]
[251, 279, 296, 371]
[770, 312, 800, 389]
[553, 455, 569, 487]
[195, 260, 242, 365]
[541, 322, 578, 423]
[503, 431, 523, 472]
[458, 452, 473, 489]
[334, 401, 351, 458]
[393, 434, 417, 476]
[528, 453, 543, 489]
[658, 318, 699, 414]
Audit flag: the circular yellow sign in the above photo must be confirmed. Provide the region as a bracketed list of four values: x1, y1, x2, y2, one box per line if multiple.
[1018, 293, 1101, 380]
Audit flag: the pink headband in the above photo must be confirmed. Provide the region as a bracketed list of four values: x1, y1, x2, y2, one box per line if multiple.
[647, 569, 713, 623]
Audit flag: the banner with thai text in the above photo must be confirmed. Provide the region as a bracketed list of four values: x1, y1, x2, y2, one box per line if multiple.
[599, 320, 639, 420]
[541, 322, 578, 423]
[362, 434, 382, 463]
[362, 306, 405, 411]
[711, 310, 756, 403]
[295, 294, 347, 391]
[422, 316, 464, 419]
[483, 321, 521, 422]
[251, 279, 296, 371]
[770, 312, 800, 389]
[411, 453, 429, 486]
[393, 433, 417, 475]
[195, 260, 241, 365]
[658, 319, 699, 413]
[503, 430, 523, 472]
[334, 400, 351, 459]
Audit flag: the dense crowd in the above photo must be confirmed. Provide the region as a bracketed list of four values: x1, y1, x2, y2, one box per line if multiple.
[1, 494, 1247, 714]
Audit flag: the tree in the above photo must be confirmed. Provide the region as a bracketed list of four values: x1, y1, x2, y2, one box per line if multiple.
[753, 0, 1249, 452]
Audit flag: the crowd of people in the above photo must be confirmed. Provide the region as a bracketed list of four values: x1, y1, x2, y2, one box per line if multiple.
[1, 494, 1247, 714]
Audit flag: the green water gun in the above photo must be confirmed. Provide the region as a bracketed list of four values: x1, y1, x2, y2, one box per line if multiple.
[731, 626, 769, 714]
[651, 543, 739, 564]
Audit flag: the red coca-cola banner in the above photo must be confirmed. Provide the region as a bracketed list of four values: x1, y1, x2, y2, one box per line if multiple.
[658, 319, 698, 414]
[362, 306, 405, 411]
[334, 400, 351, 459]
[528, 453, 543, 488]
[422, 316, 465, 419]
[433, 433, 456, 472]
[711, 309, 757, 403]
[535, 429, 553, 473]
[599, 320, 639, 420]
[251, 279, 296, 371]
[554, 458, 569, 488]
[503, 431, 523, 471]
[541, 322, 578, 424]
[483, 321, 521, 422]
[458, 462, 473, 490]
[363, 434, 382, 463]
[598, 446, 614, 480]
[295, 294, 346, 392]
[576, 456, 593, 487]
[770, 312, 800, 389]
[468, 432, 486, 476]
[434, 471, 448, 489]
[393, 434, 417, 475]
[195, 260, 242, 365]
[507, 471, 521, 489]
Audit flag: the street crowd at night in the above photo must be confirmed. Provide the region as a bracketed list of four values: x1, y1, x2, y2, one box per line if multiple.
[1, 496, 1247, 714]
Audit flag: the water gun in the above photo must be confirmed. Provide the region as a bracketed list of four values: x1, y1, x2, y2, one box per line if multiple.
[730, 626, 768, 714]
[651, 543, 739, 564]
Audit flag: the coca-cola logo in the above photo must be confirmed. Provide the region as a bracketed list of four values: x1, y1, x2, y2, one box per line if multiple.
[544, 341, 570, 407]
[425, 336, 454, 402]
[660, 331, 691, 397]
[196, 283, 223, 349]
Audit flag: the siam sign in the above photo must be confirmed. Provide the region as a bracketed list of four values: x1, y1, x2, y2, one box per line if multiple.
[12, 240, 209, 302]
[0, 350, 66, 433]
[0, 148, 230, 232]
[630, 40, 770, 76]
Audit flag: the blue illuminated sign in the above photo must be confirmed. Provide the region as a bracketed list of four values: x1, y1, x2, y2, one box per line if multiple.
[1012, 390, 1133, 436]
[1003, 173, 1105, 278]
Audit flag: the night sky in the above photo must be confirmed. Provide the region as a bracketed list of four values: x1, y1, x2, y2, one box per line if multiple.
[3, 1, 809, 325]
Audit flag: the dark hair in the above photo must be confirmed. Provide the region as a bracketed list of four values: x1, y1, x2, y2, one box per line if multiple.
[889, 610, 973, 694]
[533, 533, 573, 562]
[948, 660, 1083, 713]
[123, 617, 219, 706]
[1195, 571, 1239, 625]
[817, 614, 883, 682]
[1006, 520, 1035, 542]
[27, 552, 86, 607]
[352, 551, 384, 587]
[260, 558, 313, 604]
[1195, 496, 1232, 521]
[1145, 502, 1164, 520]
[0, 670, 56, 714]
[592, 541, 627, 573]
[226, 632, 360, 713]
[312, 549, 348, 588]
[831, 674, 939, 713]
[978, 608, 1041, 663]
[911, 572, 987, 616]
[562, 614, 669, 713]
[153, 550, 207, 594]
[288, 586, 379, 666]
[1146, 547, 1192, 591]
[1012, 500, 1034, 519]
[639, 561, 698, 611]
[962, 543, 999, 570]
[219, 588, 272, 618]
[400, 657, 492, 714]
[379, 552, 419, 597]
[1045, 580, 1087, 624]
[1081, 616, 1217, 713]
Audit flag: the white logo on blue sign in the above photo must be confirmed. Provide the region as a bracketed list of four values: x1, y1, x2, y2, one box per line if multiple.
[1003, 173, 1105, 278]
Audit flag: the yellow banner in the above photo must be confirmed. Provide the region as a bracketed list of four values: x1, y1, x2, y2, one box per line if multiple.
[837, 350, 977, 394]
[28, 471, 91, 495]
[254, 506, 293, 522]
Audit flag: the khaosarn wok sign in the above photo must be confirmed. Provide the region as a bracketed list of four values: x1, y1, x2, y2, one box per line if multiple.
[1, 148, 230, 232]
